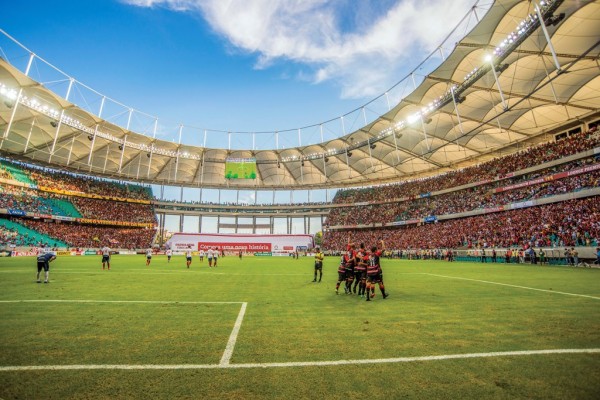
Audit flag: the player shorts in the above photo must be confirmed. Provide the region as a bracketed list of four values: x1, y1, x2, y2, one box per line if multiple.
[147, 255, 152, 259]
[37, 261, 49, 272]
[102, 255, 110, 263]
[355, 270, 366, 281]
[367, 273, 381, 283]
[186, 256, 192, 261]
[338, 271, 346, 281]
[314, 262, 323, 270]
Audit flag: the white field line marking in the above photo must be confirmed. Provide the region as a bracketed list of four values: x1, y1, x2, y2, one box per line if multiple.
[0, 300, 244, 305]
[423, 273, 600, 300]
[219, 302, 248, 367]
[1, 348, 598, 371]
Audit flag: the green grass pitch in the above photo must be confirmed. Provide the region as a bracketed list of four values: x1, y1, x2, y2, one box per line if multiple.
[0, 254, 599, 399]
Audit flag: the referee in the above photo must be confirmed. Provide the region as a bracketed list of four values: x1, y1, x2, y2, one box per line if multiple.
[313, 247, 324, 282]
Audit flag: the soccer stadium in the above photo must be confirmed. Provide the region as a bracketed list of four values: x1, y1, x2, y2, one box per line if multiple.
[1, 0, 599, 398]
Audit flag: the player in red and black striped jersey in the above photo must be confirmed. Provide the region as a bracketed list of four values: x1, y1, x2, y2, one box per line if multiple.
[335, 255, 348, 294]
[366, 240, 388, 301]
[354, 243, 368, 297]
[344, 243, 357, 295]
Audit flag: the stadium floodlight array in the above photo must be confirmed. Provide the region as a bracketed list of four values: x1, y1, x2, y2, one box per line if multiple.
[0, 0, 562, 167]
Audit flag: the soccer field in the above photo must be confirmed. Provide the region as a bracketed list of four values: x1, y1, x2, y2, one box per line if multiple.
[0, 255, 599, 399]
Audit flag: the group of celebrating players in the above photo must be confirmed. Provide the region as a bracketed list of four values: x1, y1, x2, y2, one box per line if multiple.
[314, 239, 389, 301]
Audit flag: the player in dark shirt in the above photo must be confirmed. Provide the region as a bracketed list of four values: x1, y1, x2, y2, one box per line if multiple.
[366, 240, 388, 301]
[36, 251, 56, 283]
[354, 243, 368, 297]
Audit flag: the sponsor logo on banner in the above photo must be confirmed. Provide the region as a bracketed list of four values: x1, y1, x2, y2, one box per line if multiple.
[198, 242, 272, 252]
[8, 209, 26, 216]
[253, 252, 272, 256]
[11, 251, 37, 257]
[283, 246, 294, 250]
[424, 216, 437, 223]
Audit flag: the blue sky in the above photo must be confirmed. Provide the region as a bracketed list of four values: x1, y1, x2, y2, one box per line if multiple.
[1, 0, 486, 231]
[1, 0, 482, 139]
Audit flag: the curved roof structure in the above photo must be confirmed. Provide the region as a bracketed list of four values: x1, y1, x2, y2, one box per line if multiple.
[0, 0, 598, 190]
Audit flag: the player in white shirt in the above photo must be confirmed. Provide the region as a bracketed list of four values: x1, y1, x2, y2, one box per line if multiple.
[186, 248, 192, 268]
[166, 249, 172, 263]
[146, 248, 153, 266]
[199, 249, 205, 263]
[213, 247, 219, 267]
[207, 248, 214, 267]
[101, 246, 111, 270]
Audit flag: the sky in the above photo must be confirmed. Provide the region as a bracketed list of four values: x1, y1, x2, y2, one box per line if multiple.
[0, 0, 486, 232]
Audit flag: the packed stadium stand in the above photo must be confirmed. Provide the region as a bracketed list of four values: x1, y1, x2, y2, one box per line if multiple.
[0, 159, 156, 249]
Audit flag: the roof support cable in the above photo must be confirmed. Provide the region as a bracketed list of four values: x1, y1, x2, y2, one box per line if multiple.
[535, 1, 562, 73]
[49, 77, 74, 163]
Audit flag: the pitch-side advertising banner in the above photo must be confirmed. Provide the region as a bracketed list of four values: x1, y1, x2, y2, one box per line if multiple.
[166, 233, 313, 254]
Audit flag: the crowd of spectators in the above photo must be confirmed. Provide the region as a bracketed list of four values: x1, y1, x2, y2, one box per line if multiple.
[0, 186, 55, 215]
[334, 129, 600, 204]
[326, 157, 600, 226]
[0, 165, 12, 180]
[70, 197, 156, 224]
[323, 196, 600, 251]
[19, 219, 155, 249]
[0, 158, 152, 200]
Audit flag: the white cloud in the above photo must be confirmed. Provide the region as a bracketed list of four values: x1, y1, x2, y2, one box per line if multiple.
[123, 0, 479, 99]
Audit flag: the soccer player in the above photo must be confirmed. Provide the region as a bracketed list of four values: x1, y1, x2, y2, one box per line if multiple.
[101, 245, 111, 270]
[313, 247, 324, 282]
[166, 249, 172, 263]
[185, 248, 192, 268]
[335, 254, 347, 295]
[344, 243, 356, 294]
[146, 247, 153, 266]
[199, 249, 205, 263]
[366, 240, 388, 301]
[36, 250, 56, 283]
[354, 243, 368, 297]
[213, 247, 219, 267]
[207, 247, 213, 267]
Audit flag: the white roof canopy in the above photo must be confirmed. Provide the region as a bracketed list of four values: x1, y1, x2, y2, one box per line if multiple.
[0, 0, 598, 190]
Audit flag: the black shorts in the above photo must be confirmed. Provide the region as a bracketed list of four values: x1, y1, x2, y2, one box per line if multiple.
[37, 261, 49, 272]
[355, 270, 366, 280]
[102, 255, 110, 263]
[338, 271, 346, 281]
[186, 257, 192, 261]
[314, 262, 323, 270]
[367, 274, 381, 283]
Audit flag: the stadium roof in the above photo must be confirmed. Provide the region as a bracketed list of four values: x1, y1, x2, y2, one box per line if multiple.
[0, 0, 598, 190]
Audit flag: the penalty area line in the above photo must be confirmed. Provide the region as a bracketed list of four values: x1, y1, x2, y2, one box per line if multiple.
[0, 300, 244, 305]
[219, 302, 248, 367]
[1, 348, 598, 371]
